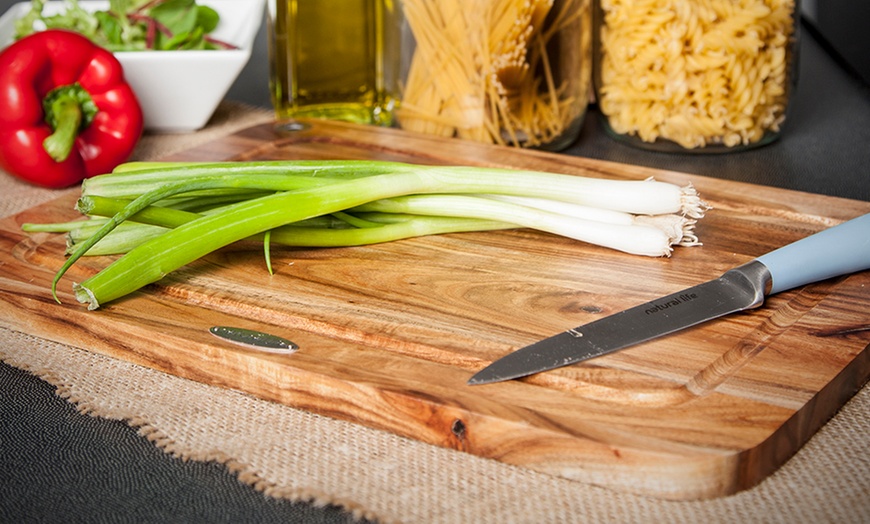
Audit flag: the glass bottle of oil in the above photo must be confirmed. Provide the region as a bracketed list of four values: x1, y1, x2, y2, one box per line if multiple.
[267, 0, 401, 126]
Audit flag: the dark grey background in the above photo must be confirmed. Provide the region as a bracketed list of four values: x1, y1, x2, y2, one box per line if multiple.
[2, 1, 869, 522]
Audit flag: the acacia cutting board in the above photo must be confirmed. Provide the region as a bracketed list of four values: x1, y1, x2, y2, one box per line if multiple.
[2, 120, 869, 500]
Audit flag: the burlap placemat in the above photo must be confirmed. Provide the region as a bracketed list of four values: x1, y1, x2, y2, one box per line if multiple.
[2, 100, 868, 523]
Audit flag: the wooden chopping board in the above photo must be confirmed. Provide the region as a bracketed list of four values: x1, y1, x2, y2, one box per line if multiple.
[2, 120, 868, 500]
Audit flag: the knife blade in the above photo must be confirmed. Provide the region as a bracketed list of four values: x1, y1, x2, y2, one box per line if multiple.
[468, 213, 870, 385]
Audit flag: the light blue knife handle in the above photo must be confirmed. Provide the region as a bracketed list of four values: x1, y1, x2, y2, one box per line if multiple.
[756, 213, 870, 295]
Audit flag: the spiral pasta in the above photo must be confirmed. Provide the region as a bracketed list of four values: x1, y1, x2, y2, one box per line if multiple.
[597, 0, 796, 149]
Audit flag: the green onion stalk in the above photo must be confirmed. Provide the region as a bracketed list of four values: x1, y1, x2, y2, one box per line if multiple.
[21, 160, 709, 309]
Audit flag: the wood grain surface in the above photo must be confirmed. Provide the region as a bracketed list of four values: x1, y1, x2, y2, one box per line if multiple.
[2, 120, 868, 500]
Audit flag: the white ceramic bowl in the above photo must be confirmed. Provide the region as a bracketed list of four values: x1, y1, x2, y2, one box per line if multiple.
[0, 0, 265, 132]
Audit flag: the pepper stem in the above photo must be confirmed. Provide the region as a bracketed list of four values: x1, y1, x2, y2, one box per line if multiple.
[42, 83, 99, 162]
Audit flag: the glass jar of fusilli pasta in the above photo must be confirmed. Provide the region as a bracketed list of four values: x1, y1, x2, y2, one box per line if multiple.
[396, 0, 593, 151]
[593, 0, 799, 152]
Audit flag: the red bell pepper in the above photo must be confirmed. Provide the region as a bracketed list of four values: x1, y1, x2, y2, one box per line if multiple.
[0, 29, 143, 188]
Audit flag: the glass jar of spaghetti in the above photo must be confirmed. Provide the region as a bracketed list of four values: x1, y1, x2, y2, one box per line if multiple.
[593, 0, 799, 152]
[396, 0, 593, 151]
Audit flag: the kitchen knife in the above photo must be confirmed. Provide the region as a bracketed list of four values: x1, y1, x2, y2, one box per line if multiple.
[468, 213, 870, 385]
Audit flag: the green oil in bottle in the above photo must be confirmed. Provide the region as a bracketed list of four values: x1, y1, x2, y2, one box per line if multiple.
[268, 0, 400, 126]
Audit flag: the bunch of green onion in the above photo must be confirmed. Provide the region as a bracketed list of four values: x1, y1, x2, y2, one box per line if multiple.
[22, 160, 709, 309]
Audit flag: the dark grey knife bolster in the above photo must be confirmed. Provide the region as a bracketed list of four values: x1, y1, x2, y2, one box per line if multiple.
[723, 260, 772, 309]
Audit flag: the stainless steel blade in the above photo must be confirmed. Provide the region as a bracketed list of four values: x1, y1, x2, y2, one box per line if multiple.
[467, 260, 771, 385]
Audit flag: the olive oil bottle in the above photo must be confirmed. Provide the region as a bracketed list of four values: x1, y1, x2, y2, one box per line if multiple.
[268, 0, 400, 126]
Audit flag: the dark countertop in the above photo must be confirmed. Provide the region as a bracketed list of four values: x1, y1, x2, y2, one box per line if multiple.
[2, 6, 869, 523]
